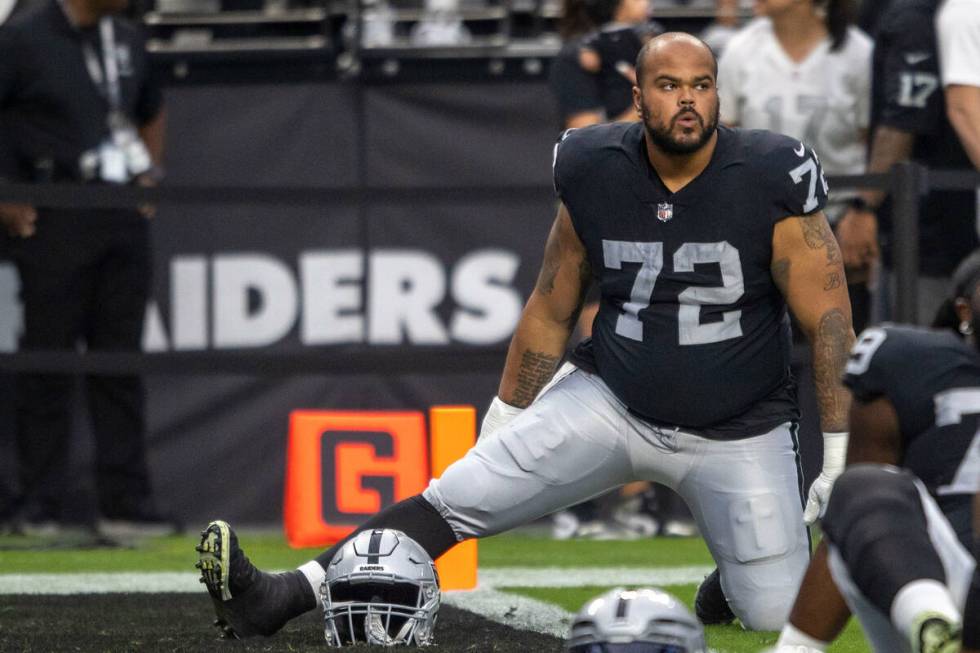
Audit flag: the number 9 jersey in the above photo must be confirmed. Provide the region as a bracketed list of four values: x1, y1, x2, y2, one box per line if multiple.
[844, 324, 980, 548]
[553, 122, 829, 438]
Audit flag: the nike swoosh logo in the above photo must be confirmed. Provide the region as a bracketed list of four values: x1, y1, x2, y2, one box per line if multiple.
[904, 52, 931, 65]
[794, 143, 806, 157]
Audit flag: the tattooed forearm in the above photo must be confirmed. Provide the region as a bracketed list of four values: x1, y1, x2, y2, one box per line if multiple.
[511, 350, 560, 407]
[800, 213, 842, 266]
[812, 308, 854, 432]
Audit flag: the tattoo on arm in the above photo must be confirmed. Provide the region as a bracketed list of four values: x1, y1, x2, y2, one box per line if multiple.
[800, 214, 842, 266]
[797, 213, 846, 291]
[813, 308, 853, 432]
[512, 350, 560, 407]
[824, 271, 843, 291]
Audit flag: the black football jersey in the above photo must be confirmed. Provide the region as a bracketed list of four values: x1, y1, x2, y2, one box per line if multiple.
[870, 0, 977, 276]
[844, 325, 980, 544]
[554, 122, 829, 437]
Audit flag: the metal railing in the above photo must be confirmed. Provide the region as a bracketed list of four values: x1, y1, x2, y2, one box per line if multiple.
[0, 163, 978, 376]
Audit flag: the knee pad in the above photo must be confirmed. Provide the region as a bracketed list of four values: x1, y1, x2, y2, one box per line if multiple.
[823, 464, 946, 611]
[823, 464, 923, 555]
[728, 492, 793, 563]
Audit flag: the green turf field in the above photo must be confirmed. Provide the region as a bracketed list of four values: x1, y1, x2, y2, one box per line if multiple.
[0, 530, 871, 652]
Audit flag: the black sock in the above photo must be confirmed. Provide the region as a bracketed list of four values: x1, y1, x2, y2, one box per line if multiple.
[314, 495, 459, 570]
[284, 569, 318, 613]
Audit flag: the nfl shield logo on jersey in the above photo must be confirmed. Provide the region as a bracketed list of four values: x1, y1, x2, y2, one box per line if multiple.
[656, 202, 673, 222]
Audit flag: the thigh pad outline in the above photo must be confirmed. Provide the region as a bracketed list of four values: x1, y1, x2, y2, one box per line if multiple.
[728, 492, 791, 564]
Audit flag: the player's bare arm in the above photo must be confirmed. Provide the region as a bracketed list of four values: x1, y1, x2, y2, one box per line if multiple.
[945, 84, 980, 171]
[837, 126, 915, 268]
[497, 203, 591, 407]
[845, 395, 902, 466]
[771, 212, 859, 648]
[772, 210, 854, 432]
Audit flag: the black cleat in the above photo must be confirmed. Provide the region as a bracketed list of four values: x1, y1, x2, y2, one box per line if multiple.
[196, 520, 315, 638]
[694, 568, 735, 625]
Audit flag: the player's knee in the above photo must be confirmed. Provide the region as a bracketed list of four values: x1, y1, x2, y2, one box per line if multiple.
[732, 586, 795, 631]
[823, 464, 920, 549]
[718, 490, 808, 630]
[423, 452, 506, 538]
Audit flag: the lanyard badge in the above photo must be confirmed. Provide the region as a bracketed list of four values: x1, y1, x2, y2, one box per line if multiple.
[72, 12, 153, 183]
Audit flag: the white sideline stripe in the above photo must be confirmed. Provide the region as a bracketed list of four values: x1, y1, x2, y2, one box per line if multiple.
[0, 572, 202, 594]
[478, 565, 714, 588]
[443, 588, 573, 638]
[0, 566, 714, 595]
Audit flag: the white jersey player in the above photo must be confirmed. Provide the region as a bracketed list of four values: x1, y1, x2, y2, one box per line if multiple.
[718, 11, 872, 215]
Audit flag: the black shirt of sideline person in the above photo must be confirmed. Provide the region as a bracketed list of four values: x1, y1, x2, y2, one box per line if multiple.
[870, 0, 978, 277]
[0, 0, 162, 183]
[549, 37, 606, 129]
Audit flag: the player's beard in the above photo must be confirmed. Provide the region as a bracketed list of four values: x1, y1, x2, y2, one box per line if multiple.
[640, 102, 719, 155]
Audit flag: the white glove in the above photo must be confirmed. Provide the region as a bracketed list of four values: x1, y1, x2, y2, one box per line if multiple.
[479, 396, 524, 440]
[803, 431, 848, 525]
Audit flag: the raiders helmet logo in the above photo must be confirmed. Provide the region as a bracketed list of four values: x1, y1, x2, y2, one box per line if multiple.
[656, 202, 673, 222]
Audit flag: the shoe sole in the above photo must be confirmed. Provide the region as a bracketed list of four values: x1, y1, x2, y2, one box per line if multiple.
[915, 615, 963, 653]
[195, 520, 240, 639]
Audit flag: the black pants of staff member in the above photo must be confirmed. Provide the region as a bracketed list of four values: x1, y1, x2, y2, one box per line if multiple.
[11, 208, 152, 523]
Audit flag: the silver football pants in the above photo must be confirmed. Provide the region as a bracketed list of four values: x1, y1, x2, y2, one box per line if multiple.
[827, 476, 976, 653]
[423, 364, 810, 630]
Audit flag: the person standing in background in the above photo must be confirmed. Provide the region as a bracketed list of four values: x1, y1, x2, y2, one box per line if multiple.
[575, 0, 662, 124]
[0, 0, 34, 536]
[718, 0, 873, 330]
[549, 0, 607, 129]
[699, 0, 745, 56]
[0, 0, 173, 536]
[834, 0, 978, 326]
[937, 0, 980, 171]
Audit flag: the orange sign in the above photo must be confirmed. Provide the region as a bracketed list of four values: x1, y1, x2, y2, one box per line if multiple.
[283, 406, 477, 590]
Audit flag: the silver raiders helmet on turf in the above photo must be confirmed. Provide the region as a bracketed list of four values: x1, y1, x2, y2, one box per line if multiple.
[321, 528, 440, 647]
[566, 587, 706, 653]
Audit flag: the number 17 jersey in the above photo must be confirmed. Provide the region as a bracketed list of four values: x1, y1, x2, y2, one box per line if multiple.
[554, 122, 829, 438]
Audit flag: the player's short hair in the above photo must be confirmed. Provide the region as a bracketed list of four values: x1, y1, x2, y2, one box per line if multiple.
[931, 247, 980, 330]
[635, 33, 718, 87]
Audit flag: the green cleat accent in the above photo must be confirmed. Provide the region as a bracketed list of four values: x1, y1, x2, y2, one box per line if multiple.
[911, 612, 963, 653]
[197, 520, 232, 601]
[194, 519, 315, 639]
